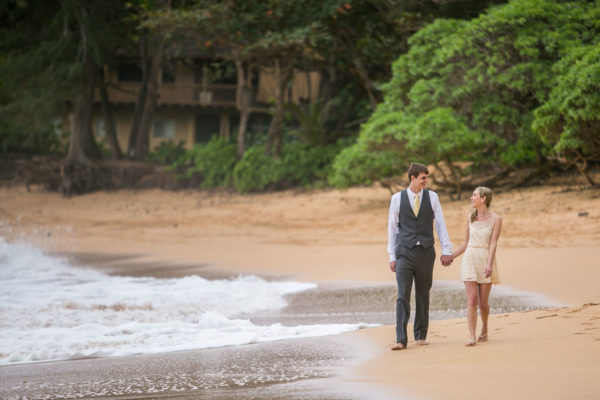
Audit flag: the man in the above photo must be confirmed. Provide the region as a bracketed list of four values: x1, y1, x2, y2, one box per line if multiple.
[387, 163, 453, 350]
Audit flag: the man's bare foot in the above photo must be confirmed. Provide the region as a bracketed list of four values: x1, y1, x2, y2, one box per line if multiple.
[416, 340, 429, 346]
[391, 343, 406, 351]
[465, 338, 476, 347]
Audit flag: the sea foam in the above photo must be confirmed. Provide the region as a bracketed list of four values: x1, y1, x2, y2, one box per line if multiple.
[0, 239, 374, 365]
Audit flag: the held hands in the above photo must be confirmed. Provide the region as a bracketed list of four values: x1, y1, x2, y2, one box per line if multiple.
[440, 254, 454, 267]
[390, 256, 453, 271]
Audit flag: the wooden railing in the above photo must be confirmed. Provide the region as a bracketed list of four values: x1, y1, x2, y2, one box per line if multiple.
[103, 83, 241, 107]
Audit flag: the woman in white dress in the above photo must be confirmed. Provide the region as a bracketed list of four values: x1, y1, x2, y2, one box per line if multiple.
[452, 187, 502, 346]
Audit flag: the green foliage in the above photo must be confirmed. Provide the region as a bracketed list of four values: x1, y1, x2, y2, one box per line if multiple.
[178, 137, 238, 188]
[0, 0, 135, 147]
[286, 98, 349, 146]
[533, 44, 600, 164]
[0, 119, 66, 154]
[232, 145, 277, 193]
[146, 140, 187, 165]
[333, 0, 600, 188]
[329, 106, 491, 188]
[277, 142, 341, 186]
[328, 104, 409, 188]
[233, 142, 342, 193]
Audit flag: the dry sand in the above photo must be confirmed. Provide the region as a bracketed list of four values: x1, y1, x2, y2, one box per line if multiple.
[1, 179, 599, 399]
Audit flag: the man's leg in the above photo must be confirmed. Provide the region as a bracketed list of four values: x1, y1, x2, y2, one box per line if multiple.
[413, 246, 435, 342]
[395, 254, 415, 347]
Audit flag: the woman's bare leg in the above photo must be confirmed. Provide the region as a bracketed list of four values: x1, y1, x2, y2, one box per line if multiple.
[477, 283, 492, 341]
[464, 281, 479, 346]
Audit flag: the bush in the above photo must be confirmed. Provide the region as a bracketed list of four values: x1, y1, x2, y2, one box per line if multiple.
[146, 140, 187, 165]
[232, 145, 277, 193]
[233, 142, 343, 193]
[179, 137, 238, 188]
[0, 120, 66, 154]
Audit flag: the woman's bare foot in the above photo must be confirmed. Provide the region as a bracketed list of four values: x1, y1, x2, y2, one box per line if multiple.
[465, 338, 476, 347]
[416, 340, 429, 346]
[477, 328, 488, 342]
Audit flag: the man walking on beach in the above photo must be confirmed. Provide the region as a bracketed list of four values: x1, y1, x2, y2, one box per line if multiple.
[387, 163, 453, 350]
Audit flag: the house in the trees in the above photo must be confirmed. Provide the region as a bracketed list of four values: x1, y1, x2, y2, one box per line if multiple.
[92, 51, 321, 151]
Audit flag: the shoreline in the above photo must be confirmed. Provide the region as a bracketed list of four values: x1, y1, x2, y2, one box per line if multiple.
[1, 248, 571, 400]
[1, 184, 599, 399]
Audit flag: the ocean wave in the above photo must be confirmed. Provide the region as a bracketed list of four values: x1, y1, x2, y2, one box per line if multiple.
[0, 239, 375, 365]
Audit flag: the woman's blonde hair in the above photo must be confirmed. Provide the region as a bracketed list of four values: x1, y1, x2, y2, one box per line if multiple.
[470, 186, 493, 222]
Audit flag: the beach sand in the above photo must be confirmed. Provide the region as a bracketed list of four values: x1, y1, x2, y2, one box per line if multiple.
[1, 179, 599, 399]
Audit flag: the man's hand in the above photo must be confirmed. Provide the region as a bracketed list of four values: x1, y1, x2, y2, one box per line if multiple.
[389, 260, 396, 273]
[440, 255, 453, 267]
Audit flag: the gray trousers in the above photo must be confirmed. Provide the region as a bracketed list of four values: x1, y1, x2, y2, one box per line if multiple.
[395, 245, 436, 345]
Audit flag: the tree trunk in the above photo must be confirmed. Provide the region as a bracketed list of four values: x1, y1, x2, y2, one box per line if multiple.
[127, 39, 149, 159]
[334, 92, 358, 132]
[319, 52, 336, 106]
[352, 54, 378, 110]
[134, 41, 164, 160]
[235, 55, 250, 157]
[66, 56, 101, 166]
[99, 69, 122, 160]
[265, 59, 293, 158]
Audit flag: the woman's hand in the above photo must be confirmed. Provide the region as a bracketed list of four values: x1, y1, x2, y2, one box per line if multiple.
[485, 265, 492, 278]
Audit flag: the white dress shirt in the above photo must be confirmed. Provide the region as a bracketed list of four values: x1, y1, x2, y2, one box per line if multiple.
[387, 189, 452, 262]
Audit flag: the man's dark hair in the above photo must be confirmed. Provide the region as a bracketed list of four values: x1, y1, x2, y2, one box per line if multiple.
[407, 163, 429, 181]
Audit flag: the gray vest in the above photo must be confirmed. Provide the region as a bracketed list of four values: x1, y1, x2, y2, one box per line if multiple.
[396, 189, 434, 256]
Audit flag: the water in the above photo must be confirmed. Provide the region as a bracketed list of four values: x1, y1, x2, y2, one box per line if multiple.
[0, 239, 376, 366]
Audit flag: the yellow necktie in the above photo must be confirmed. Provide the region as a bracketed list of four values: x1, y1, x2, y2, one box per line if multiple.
[414, 195, 420, 216]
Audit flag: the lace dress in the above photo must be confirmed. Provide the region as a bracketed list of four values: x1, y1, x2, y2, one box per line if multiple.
[460, 213, 500, 284]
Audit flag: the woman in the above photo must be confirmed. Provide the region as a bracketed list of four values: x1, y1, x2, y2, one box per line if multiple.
[452, 187, 502, 346]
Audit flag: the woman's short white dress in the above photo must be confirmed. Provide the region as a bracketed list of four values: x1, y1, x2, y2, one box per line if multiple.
[460, 213, 500, 284]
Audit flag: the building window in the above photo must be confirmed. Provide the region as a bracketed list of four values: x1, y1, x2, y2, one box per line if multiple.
[153, 120, 175, 139]
[118, 63, 143, 82]
[162, 66, 175, 83]
[52, 118, 65, 136]
[94, 118, 117, 138]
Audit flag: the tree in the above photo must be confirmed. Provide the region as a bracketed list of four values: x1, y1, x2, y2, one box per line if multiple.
[331, 0, 600, 190]
[329, 105, 490, 197]
[0, 0, 135, 164]
[142, 0, 260, 156]
[533, 45, 600, 186]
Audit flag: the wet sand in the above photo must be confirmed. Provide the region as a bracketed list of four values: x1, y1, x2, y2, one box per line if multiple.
[1, 334, 378, 400]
